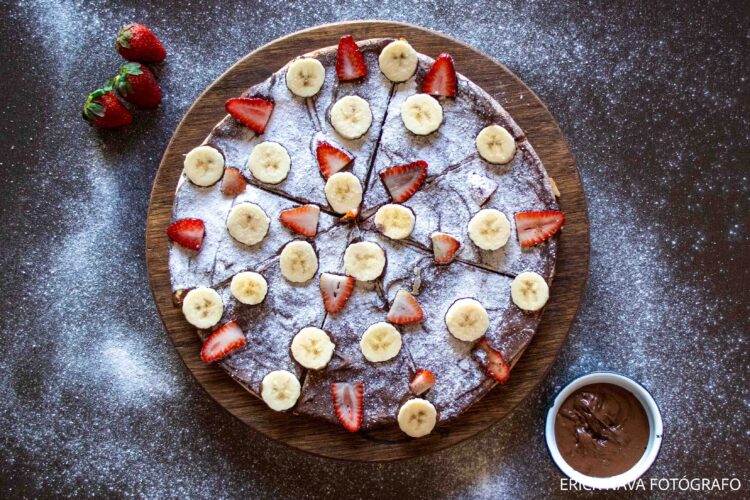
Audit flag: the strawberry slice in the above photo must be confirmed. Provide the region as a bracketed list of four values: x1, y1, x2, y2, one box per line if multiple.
[379, 160, 428, 203]
[279, 205, 320, 237]
[332, 382, 363, 432]
[431, 232, 461, 264]
[320, 273, 355, 313]
[167, 218, 205, 251]
[514, 210, 565, 247]
[409, 369, 436, 396]
[422, 52, 457, 97]
[316, 141, 354, 179]
[201, 321, 247, 363]
[477, 339, 510, 384]
[387, 290, 424, 324]
[336, 35, 367, 81]
[221, 167, 247, 196]
[225, 97, 274, 134]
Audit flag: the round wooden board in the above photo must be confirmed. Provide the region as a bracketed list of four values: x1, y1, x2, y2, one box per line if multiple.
[145, 20, 589, 462]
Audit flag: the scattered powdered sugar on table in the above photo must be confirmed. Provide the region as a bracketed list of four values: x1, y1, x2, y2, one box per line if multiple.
[1, 0, 747, 497]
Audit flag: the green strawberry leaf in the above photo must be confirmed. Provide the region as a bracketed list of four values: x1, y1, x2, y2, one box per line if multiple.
[122, 62, 143, 75]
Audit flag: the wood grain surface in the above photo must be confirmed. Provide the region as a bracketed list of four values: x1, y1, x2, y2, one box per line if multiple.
[145, 20, 589, 461]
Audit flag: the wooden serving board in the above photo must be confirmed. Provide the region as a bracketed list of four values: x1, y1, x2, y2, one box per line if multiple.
[145, 21, 589, 461]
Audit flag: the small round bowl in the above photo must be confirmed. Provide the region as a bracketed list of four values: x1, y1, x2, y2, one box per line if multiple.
[545, 372, 663, 490]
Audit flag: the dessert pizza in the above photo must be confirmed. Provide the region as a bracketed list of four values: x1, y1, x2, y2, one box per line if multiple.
[167, 35, 564, 437]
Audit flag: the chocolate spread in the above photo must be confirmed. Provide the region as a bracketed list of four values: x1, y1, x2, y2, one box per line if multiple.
[554, 383, 650, 477]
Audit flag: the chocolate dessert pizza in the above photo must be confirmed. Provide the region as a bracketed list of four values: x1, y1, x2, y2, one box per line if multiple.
[167, 35, 564, 437]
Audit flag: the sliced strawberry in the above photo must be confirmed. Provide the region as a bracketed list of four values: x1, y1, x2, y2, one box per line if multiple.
[387, 290, 424, 324]
[279, 204, 320, 237]
[380, 160, 428, 203]
[166, 218, 205, 251]
[336, 35, 367, 81]
[332, 382, 363, 432]
[221, 167, 247, 196]
[201, 321, 247, 363]
[320, 273, 355, 314]
[316, 141, 354, 179]
[477, 339, 510, 384]
[514, 210, 565, 247]
[409, 369, 436, 396]
[422, 52, 457, 97]
[431, 232, 461, 264]
[225, 97, 274, 134]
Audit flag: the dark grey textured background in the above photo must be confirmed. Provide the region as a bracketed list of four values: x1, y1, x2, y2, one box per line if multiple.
[1, 1, 748, 498]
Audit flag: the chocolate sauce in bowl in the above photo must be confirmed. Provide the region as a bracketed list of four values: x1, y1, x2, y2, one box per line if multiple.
[554, 383, 650, 477]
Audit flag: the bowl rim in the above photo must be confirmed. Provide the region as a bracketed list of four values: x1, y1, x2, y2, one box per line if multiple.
[544, 371, 664, 489]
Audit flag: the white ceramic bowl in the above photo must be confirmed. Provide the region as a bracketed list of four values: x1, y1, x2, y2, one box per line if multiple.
[545, 372, 663, 490]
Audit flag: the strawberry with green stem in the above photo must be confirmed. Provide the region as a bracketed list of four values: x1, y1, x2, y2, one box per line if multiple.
[112, 62, 162, 109]
[115, 23, 166, 63]
[82, 86, 133, 129]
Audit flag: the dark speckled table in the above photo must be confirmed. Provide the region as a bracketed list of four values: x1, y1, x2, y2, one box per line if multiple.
[1, 1, 748, 498]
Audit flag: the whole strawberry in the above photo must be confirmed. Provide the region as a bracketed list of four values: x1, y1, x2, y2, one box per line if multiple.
[112, 62, 161, 108]
[82, 87, 133, 128]
[115, 23, 166, 63]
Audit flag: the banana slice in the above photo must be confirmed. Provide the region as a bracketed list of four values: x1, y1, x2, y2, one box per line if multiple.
[286, 58, 325, 97]
[291, 327, 335, 369]
[401, 94, 443, 135]
[476, 125, 515, 164]
[468, 208, 511, 250]
[230, 271, 268, 305]
[374, 204, 415, 240]
[511, 271, 549, 311]
[279, 240, 318, 283]
[184, 145, 224, 186]
[378, 39, 418, 82]
[445, 298, 489, 341]
[330, 95, 372, 139]
[360, 322, 402, 362]
[247, 141, 291, 184]
[182, 287, 224, 329]
[226, 202, 270, 246]
[397, 398, 437, 438]
[344, 241, 386, 281]
[261, 370, 301, 411]
[324, 172, 362, 214]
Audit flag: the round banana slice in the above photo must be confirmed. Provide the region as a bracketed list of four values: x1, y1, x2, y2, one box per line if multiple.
[184, 145, 224, 186]
[286, 58, 325, 97]
[226, 202, 270, 246]
[397, 398, 437, 438]
[344, 241, 386, 281]
[360, 322, 402, 362]
[445, 298, 489, 341]
[247, 141, 291, 184]
[330, 95, 373, 139]
[401, 94, 443, 135]
[230, 271, 268, 305]
[468, 208, 511, 250]
[374, 204, 415, 240]
[511, 271, 549, 311]
[476, 125, 515, 164]
[291, 327, 335, 369]
[324, 172, 362, 214]
[378, 39, 418, 82]
[182, 287, 224, 329]
[261, 370, 301, 411]
[279, 240, 318, 283]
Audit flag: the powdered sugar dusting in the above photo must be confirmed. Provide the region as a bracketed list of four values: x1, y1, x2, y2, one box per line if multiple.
[3, 1, 747, 496]
[365, 142, 558, 280]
